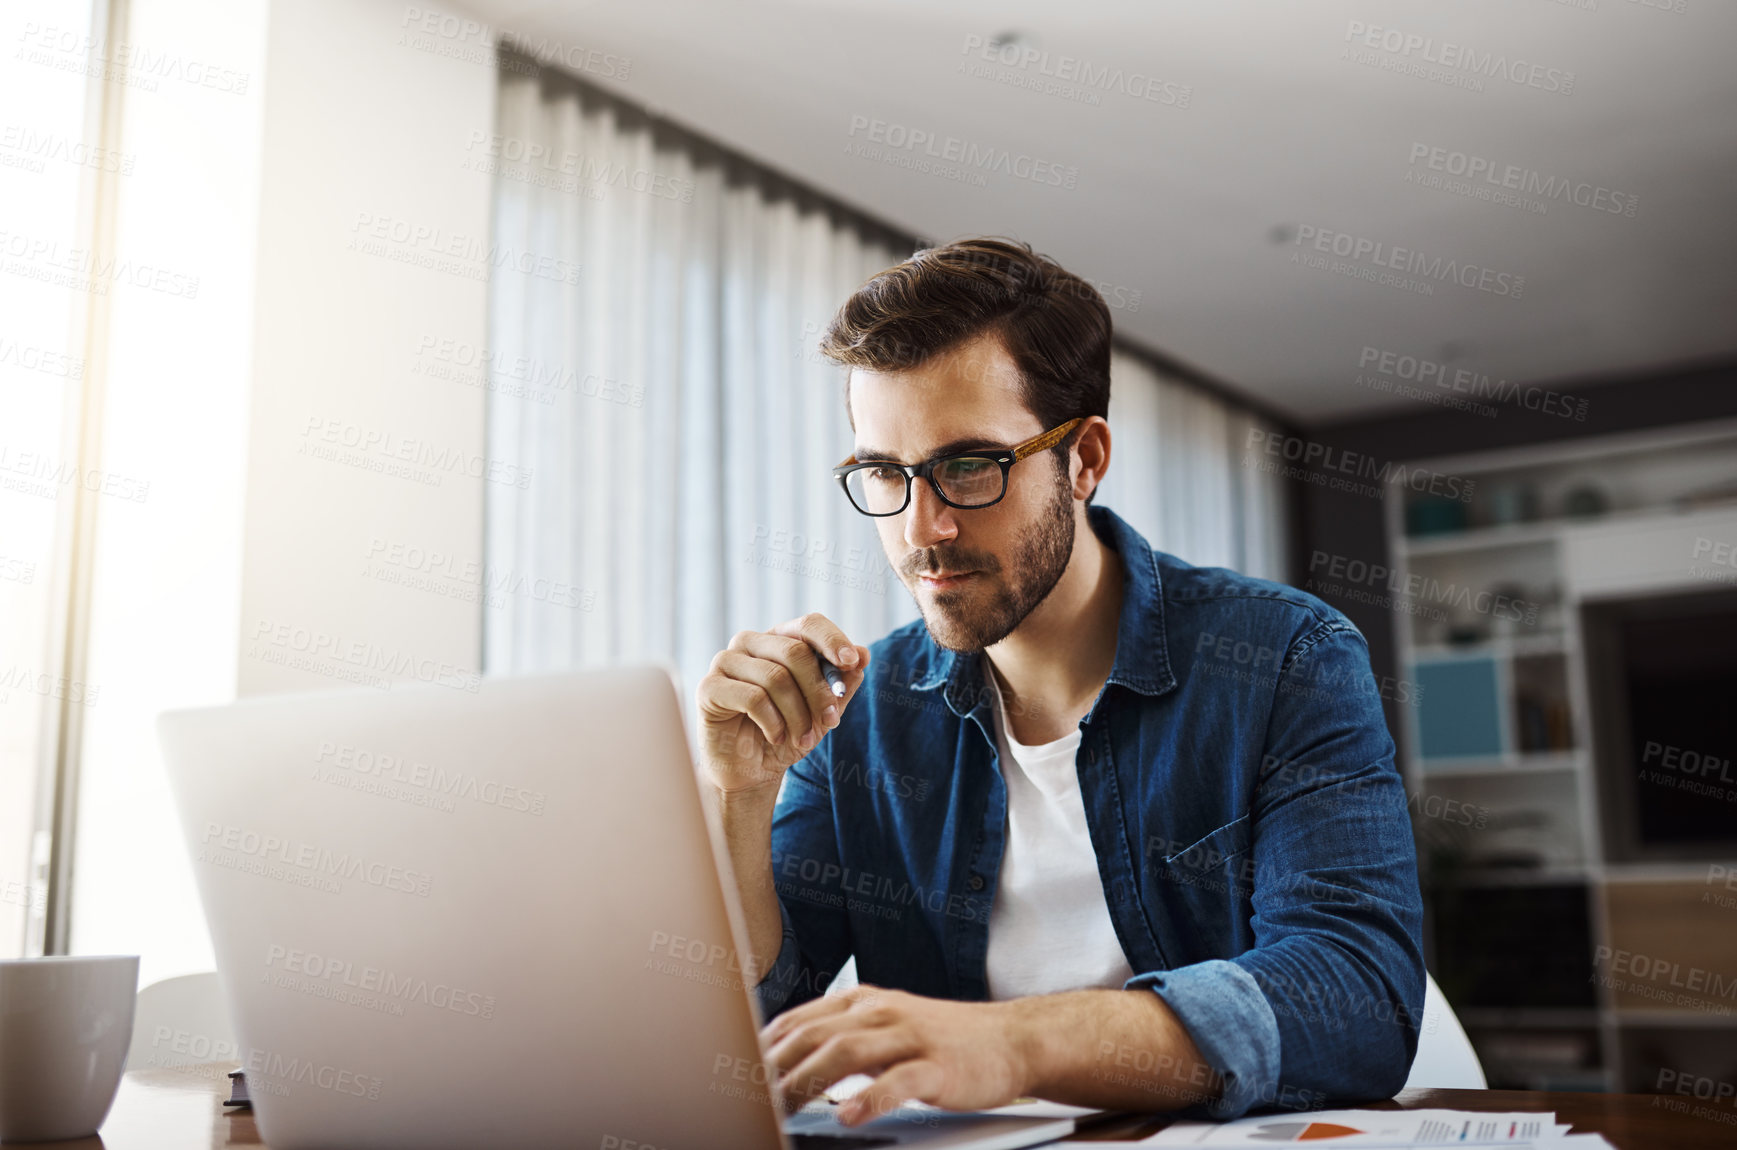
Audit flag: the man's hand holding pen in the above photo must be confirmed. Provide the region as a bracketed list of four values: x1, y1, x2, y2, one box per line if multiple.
[695, 613, 871, 798]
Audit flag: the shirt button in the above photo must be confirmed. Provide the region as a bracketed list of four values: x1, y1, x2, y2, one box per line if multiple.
[967, 874, 985, 892]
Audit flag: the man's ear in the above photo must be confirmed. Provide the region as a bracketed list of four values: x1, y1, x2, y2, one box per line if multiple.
[1071, 417, 1110, 501]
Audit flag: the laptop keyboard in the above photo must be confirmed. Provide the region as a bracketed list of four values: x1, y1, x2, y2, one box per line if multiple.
[789, 1134, 899, 1150]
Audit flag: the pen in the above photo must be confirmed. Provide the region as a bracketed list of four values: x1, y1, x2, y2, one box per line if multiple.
[816, 652, 848, 698]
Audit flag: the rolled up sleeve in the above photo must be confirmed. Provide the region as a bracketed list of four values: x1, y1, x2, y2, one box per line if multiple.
[1125, 959, 1281, 1118]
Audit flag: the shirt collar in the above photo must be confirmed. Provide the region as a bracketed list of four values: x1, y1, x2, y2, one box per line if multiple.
[909, 503, 1177, 717]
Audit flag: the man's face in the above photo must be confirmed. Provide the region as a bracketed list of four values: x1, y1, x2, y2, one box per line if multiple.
[847, 332, 1076, 652]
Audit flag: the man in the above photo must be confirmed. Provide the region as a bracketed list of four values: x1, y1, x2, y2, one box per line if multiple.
[695, 238, 1424, 1127]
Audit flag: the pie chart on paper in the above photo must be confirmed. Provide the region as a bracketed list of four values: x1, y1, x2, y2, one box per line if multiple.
[1245, 1121, 1368, 1141]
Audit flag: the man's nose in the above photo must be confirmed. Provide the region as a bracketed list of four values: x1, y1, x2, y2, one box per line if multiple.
[903, 478, 959, 552]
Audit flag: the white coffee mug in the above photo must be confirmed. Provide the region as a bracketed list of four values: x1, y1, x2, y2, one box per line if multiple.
[0, 955, 139, 1143]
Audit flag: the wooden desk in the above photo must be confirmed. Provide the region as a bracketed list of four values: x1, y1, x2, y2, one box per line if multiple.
[74, 1066, 1737, 1149]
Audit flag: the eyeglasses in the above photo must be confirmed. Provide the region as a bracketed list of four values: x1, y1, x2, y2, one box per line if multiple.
[832, 418, 1083, 517]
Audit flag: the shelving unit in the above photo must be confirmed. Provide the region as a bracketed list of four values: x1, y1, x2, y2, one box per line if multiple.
[1383, 419, 1737, 1092]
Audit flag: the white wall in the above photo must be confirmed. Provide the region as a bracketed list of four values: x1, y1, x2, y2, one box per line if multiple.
[65, 0, 267, 985]
[0, 0, 96, 959]
[238, 0, 497, 698]
[64, 0, 498, 987]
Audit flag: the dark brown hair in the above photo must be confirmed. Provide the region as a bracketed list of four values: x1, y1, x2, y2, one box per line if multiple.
[820, 237, 1112, 456]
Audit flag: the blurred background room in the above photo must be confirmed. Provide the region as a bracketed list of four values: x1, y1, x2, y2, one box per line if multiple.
[2, 0, 1734, 1105]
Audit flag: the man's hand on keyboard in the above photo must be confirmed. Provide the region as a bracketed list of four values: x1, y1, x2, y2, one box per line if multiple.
[761, 985, 1030, 1127]
[763, 981, 1223, 1124]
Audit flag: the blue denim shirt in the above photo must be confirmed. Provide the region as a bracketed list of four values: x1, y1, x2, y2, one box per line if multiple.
[755, 504, 1424, 1119]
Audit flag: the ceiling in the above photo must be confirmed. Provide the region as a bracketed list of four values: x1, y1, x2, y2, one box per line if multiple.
[470, 0, 1737, 423]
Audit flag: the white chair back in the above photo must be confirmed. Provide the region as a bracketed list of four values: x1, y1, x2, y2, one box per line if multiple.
[1404, 970, 1487, 1090]
[126, 971, 238, 1073]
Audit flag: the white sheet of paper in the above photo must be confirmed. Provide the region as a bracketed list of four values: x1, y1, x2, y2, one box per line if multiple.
[1085, 1140, 1608, 1150]
[1143, 1109, 1565, 1146]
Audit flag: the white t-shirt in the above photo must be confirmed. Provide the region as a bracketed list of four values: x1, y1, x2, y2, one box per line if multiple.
[982, 660, 1136, 1001]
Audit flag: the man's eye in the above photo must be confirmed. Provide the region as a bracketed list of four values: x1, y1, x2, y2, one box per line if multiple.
[942, 458, 994, 477]
[866, 466, 904, 484]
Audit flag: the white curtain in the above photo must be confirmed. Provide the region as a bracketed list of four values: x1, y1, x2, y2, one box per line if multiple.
[484, 62, 1291, 703]
[484, 60, 916, 704]
[1097, 350, 1290, 583]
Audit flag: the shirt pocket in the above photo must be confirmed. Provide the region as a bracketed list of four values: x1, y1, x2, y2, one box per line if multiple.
[1149, 815, 1255, 964]
[1161, 814, 1251, 869]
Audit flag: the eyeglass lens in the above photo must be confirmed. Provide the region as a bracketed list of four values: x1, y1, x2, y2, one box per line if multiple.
[843, 457, 1005, 514]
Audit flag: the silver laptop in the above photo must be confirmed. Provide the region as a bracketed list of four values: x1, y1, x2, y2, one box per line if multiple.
[158, 667, 1076, 1150]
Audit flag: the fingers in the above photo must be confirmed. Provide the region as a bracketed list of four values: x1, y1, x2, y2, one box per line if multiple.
[699, 613, 873, 761]
[739, 629, 848, 741]
[781, 625, 871, 722]
[700, 675, 790, 748]
[834, 643, 872, 711]
[779, 1026, 916, 1111]
[765, 996, 875, 1074]
[760, 988, 853, 1047]
[711, 648, 817, 752]
[772, 612, 862, 675]
[837, 1060, 946, 1127]
[763, 988, 912, 1111]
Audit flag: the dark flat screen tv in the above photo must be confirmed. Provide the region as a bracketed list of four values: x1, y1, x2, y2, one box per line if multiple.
[1582, 588, 1737, 863]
